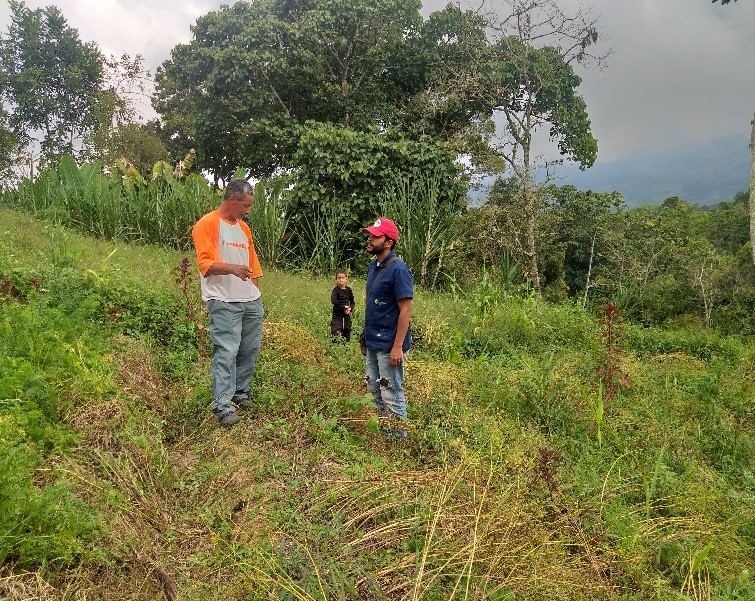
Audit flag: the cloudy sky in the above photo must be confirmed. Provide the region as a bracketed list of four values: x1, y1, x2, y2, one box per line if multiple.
[2, 0, 754, 166]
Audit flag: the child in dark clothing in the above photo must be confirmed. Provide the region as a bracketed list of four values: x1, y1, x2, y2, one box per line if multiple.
[331, 270, 355, 342]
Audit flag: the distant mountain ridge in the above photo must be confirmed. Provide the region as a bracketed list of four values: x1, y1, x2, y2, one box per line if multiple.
[471, 135, 750, 207]
[552, 134, 750, 206]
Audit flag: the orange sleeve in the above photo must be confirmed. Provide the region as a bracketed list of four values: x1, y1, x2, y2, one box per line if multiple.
[241, 221, 263, 279]
[192, 211, 220, 277]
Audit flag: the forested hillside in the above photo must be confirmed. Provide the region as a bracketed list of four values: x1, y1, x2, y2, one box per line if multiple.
[551, 135, 751, 207]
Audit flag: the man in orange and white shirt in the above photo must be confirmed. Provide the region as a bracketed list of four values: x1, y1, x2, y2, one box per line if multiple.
[192, 179, 264, 428]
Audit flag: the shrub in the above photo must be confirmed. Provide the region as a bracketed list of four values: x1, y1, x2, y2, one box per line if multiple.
[0, 418, 99, 567]
[623, 323, 744, 362]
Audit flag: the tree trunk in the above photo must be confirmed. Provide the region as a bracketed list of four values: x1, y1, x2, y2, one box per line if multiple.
[523, 186, 541, 292]
[582, 230, 597, 309]
[522, 112, 541, 293]
[750, 112, 755, 268]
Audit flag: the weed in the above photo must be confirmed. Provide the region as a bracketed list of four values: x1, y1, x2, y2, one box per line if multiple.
[593, 302, 632, 404]
[174, 257, 209, 358]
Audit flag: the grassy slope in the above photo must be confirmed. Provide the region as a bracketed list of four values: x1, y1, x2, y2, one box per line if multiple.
[1, 209, 754, 600]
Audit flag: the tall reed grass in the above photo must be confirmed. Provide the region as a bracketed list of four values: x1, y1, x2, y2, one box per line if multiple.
[2, 156, 219, 250]
[382, 172, 458, 288]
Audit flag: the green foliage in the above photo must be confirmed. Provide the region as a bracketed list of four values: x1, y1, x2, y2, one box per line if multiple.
[0, 299, 105, 568]
[1, 208, 754, 598]
[249, 179, 292, 269]
[382, 171, 460, 288]
[152, 0, 508, 183]
[0, 1, 105, 165]
[90, 122, 170, 176]
[2, 156, 219, 249]
[287, 122, 465, 271]
[622, 322, 744, 362]
[491, 36, 598, 170]
[0, 424, 99, 568]
[0, 106, 21, 185]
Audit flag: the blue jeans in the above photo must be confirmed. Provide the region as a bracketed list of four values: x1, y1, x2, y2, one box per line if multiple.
[206, 298, 264, 418]
[365, 349, 407, 435]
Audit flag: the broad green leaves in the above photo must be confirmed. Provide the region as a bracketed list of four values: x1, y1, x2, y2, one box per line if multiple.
[287, 122, 465, 265]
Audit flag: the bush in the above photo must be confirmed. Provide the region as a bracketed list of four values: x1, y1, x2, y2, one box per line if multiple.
[623, 322, 744, 362]
[0, 418, 99, 567]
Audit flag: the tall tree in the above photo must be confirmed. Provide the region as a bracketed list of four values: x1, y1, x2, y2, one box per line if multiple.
[154, 0, 432, 181]
[82, 53, 156, 167]
[0, 106, 21, 185]
[545, 185, 624, 306]
[399, 5, 502, 173]
[480, 0, 606, 292]
[0, 1, 104, 166]
[153, 0, 507, 182]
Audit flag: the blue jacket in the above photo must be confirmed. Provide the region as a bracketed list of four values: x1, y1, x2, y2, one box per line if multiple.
[364, 252, 414, 353]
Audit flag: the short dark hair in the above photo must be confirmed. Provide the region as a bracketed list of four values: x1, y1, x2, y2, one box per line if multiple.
[335, 269, 347, 277]
[224, 179, 253, 200]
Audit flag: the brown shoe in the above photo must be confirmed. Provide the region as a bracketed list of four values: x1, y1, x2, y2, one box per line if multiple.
[219, 411, 241, 428]
[233, 397, 253, 410]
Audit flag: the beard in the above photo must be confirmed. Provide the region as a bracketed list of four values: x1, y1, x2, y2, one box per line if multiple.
[366, 240, 388, 255]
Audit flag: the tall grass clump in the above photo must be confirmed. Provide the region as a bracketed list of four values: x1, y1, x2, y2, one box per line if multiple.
[0, 156, 220, 249]
[382, 171, 458, 288]
[248, 178, 293, 268]
[297, 197, 352, 275]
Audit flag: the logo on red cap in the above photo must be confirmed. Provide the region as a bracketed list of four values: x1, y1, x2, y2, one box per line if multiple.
[363, 217, 399, 241]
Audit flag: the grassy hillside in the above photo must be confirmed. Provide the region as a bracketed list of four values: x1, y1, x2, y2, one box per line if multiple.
[1, 209, 753, 600]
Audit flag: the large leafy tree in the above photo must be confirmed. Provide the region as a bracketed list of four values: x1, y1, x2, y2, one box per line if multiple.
[154, 0, 430, 181]
[0, 0, 105, 166]
[153, 0, 492, 271]
[397, 5, 501, 172]
[153, 0, 506, 181]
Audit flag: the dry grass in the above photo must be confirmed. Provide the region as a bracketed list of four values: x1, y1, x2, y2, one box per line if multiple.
[406, 360, 468, 403]
[0, 568, 59, 601]
[264, 320, 326, 365]
[270, 444, 619, 601]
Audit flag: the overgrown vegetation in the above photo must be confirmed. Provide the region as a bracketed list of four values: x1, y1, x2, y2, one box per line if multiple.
[1, 208, 753, 600]
[2, 0, 753, 596]
[3, 159, 754, 337]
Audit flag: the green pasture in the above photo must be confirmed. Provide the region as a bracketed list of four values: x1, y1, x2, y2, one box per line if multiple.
[0, 208, 753, 600]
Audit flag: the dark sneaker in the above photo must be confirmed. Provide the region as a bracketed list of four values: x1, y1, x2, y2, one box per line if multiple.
[233, 397, 253, 410]
[219, 411, 241, 428]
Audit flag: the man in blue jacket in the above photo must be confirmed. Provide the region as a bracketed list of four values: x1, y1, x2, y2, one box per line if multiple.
[362, 217, 414, 438]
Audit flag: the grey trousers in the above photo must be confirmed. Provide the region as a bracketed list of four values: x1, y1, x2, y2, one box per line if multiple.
[206, 298, 264, 417]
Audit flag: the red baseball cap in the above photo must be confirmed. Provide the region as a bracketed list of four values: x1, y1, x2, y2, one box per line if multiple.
[362, 217, 399, 241]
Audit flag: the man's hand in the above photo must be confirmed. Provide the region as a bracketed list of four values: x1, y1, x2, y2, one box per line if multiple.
[230, 264, 253, 280]
[344, 306, 352, 315]
[204, 261, 253, 279]
[390, 346, 404, 366]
